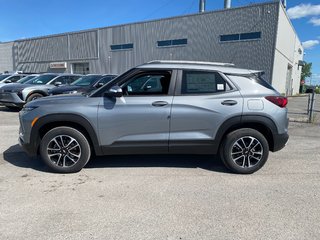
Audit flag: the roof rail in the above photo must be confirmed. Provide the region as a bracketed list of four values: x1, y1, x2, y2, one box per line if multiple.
[146, 60, 235, 67]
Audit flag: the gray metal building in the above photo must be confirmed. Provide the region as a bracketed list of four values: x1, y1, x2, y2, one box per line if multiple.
[0, 1, 303, 95]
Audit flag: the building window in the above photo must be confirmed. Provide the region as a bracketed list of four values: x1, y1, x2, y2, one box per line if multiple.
[157, 38, 187, 47]
[220, 34, 240, 42]
[110, 43, 133, 51]
[220, 32, 261, 42]
[240, 32, 261, 40]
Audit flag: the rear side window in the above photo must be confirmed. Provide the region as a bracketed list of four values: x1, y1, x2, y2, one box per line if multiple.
[181, 71, 229, 94]
[250, 75, 276, 91]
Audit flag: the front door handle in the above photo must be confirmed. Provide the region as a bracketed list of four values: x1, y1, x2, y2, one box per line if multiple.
[152, 101, 168, 107]
[221, 100, 237, 106]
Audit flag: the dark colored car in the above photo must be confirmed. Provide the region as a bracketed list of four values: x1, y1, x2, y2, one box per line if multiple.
[0, 74, 29, 84]
[48, 74, 117, 95]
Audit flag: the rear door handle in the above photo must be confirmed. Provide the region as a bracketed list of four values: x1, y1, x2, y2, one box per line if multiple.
[221, 100, 237, 106]
[152, 101, 168, 107]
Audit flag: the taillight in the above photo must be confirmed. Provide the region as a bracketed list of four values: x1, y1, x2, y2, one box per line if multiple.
[265, 96, 288, 108]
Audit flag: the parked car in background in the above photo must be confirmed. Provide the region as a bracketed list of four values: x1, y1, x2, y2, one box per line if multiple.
[0, 74, 12, 82]
[0, 73, 81, 109]
[0, 74, 39, 89]
[19, 60, 288, 174]
[0, 73, 29, 84]
[48, 74, 117, 96]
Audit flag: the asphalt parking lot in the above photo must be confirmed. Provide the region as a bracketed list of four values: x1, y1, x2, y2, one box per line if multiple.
[0, 103, 319, 240]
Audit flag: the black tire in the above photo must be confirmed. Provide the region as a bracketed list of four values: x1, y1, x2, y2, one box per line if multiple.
[40, 127, 91, 173]
[220, 128, 269, 174]
[26, 93, 44, 102]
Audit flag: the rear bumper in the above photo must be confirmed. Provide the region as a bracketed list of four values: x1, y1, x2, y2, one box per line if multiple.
[272, 132, 289, 152]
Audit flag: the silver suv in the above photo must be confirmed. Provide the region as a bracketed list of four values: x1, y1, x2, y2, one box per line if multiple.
[0, 73, 81, 108]
[19, 61, 289, 174]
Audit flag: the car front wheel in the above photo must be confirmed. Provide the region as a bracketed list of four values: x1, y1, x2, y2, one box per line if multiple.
[220, 128, 269, 174]
[26, 93, 44, 102]
[40, 127, 91, 173]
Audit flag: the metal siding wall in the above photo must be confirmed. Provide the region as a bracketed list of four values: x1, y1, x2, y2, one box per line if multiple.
[69, 31, 98, 59]
[10, 2, 279, 80]
[17, 36, 68, 63]
[96, 2, 279, 80]
[0, 42, 14, 72]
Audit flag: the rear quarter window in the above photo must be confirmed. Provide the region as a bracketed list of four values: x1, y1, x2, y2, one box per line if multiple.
[250, 75, 276, 91]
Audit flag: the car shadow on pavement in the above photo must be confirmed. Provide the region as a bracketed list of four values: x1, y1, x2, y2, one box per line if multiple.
[86, 154, 230, 173]
[3, 144, 231, 174]
[3, 145, 49, 172]
[0, 106, 20, 112]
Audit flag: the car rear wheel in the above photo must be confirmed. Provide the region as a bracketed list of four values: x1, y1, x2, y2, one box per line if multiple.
[26, 93, 44, 102]
[220, 128, 269, 174]
[40, 127, 91, 173]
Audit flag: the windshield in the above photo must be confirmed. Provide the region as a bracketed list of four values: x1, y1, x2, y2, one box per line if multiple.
[71, 75, 102, 86]
[17, 75, 38, 84]
[0, 75, 11, 81]
[29, 75, 58, 85]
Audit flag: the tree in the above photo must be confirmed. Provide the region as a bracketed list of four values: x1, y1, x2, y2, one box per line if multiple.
[301, 62, 312, 82]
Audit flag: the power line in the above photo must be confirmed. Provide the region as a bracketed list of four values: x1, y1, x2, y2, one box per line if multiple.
[182, 0, 198, 15]
[142, 0, 178, 20]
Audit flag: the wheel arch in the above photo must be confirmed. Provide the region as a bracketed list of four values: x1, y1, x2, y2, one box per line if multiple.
[25, 90, 48, 101]
[31, 114, 102, 156]
[215, 115, 277, 152]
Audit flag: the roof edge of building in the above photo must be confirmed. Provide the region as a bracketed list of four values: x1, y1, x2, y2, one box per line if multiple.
[12, 1, 279, 43]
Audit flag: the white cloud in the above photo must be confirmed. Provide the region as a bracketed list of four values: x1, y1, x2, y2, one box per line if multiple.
[302, 40, 320, 49]
[309, 17, 320, 26]
[287, 4, 320, 19]
[312, 74, 320, 78]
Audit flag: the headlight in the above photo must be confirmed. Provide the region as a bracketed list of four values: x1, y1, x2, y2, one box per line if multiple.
[20, 106, 38, 114]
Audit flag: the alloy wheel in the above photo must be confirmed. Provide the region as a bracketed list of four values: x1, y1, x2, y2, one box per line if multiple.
[231, 136, 263, 168]
[46, 135, 82, 167]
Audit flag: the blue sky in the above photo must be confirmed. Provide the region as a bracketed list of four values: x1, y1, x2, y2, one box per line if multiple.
[0, 0, 319, 84]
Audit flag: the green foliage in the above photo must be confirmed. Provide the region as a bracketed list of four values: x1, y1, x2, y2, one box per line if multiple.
[301, 62, 312, 81]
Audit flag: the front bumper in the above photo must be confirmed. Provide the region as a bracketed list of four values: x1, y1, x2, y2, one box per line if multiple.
[19, 135, 38, 156]
[272, 132, 289, 152]
[0, 92, 25, 107]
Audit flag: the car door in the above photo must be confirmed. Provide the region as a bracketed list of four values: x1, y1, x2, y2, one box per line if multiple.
[97, 70, 176, 154]
[169, 69, 243, 154]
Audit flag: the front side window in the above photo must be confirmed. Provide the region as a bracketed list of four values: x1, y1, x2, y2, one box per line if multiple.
[7, 76, 22, 82]
[71, 75, 102, 86]
[121, 71, 171, 95]
[30, 75, 58, 85]
[181, 71, 228, 94]
[17, 75, 38, 83]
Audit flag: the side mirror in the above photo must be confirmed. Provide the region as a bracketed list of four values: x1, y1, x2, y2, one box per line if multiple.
[96, 82, 105, 88]
[54, 81, 62, 86]
[103, 86, 123, 98]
